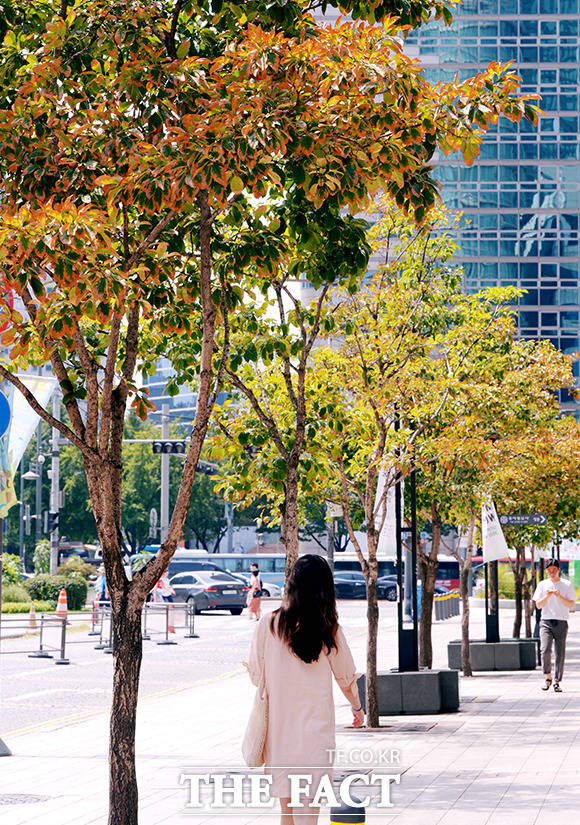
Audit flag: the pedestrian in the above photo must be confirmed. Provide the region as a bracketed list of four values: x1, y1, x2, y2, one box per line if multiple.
[247, 568, 262, 621]
[245, 554, 364, 824]
[533, 558, 576, 692]
[94, 565, 108, 603]
[155, 568, 175, 603]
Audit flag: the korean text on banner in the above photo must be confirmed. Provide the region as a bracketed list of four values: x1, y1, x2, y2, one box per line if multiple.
[482, 499, 510, 563]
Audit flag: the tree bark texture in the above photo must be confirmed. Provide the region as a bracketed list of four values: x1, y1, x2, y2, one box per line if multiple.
[460, 563, 472, 677]
[418, 511, 441, 668]
[512, 546, 524, 639]
[109, 603, 143, 825]
[365, 555, 380, 728]
[282, 462, 300, 578]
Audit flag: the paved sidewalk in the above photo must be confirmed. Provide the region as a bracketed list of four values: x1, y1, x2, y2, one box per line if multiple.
[1, 608, 580, 824]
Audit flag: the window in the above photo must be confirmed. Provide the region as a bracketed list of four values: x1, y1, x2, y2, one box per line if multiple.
[171, 574, 196, 585]
[560, 289, 578, 306]
[520, 290, 538, 306]
[520, 312, 539, 328]
[541, 289, 558, 305]
[561, 312, 579, 330]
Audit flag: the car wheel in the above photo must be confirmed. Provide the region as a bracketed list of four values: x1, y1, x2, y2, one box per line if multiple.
[386, 587, 397, 602]
[261, 589, 270, 598]
[230, 608, 243, 616]
[187, 596, 200, 615]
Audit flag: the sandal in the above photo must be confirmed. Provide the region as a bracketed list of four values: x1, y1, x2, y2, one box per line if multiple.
[542, 677, 552, 691]
[554, 682, 562, 693]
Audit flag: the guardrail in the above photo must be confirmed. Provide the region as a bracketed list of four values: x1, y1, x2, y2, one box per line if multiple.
[434, 590, 461, 620]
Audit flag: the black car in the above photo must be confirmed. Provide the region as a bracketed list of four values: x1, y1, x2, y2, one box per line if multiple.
[170, 570, 249, 615]
[334, 572, 367, 599]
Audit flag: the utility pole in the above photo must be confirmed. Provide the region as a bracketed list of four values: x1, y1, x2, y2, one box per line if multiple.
[225, 501, 234, 553]
[49, 393, 61, 574]
[35, 422, 43, 544]
[160, 403, 170, 544]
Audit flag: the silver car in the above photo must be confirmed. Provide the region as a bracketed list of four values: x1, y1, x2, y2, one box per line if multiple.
[170, 570, 249, 615]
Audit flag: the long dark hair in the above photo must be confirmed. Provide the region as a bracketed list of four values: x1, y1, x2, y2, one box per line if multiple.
[272, 554, 338, 663]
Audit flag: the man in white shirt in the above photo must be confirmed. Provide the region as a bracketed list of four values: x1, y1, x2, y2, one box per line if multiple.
[533, 559, 576, 693]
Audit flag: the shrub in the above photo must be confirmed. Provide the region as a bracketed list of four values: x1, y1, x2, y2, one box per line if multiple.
[498, 564, 515, 599]
[1, 553, 24, 585]
[2, 583, 29, 603]
[57, 555, 95, 580]
[1, 600, 55, 613]
[33, 539, 50, 574]
[25, 573, 88, 611]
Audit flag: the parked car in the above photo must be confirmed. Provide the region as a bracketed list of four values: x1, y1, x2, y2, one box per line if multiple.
[333, 571, 367, 599]
[169, 570, 249, 615]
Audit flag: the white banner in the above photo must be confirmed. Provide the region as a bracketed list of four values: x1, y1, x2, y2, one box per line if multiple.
[482, 499, 510, 562]
[0, 374, 57, 517]
[375, 469, 403, 556]
[558, 540, 580, 561]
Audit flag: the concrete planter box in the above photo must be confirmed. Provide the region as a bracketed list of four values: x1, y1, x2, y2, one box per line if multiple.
[357, 669, 459, 716]
[447, 638, 537, 671]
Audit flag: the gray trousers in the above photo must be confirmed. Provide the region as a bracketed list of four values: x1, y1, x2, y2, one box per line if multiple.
[540, 619, 568, 682]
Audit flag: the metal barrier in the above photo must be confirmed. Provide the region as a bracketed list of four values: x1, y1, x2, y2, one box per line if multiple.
[2, 600, 200, 663]
[28, 615, 69, 664]
[434, 590, 461, 621]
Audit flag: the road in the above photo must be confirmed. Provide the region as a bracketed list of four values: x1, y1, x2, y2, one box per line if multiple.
[0, 599, 398, 736]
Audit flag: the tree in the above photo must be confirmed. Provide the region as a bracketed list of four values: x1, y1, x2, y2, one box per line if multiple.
[3, 1, 525, 818]
[490, 418, 580, 637]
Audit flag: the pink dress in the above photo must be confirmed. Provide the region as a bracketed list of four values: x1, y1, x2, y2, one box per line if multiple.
[247, 613, 360, 800]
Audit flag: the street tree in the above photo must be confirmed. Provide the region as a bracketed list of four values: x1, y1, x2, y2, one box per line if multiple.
[2, 1, 528, 818]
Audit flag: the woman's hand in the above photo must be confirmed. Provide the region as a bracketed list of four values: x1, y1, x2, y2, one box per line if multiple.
[352, 706, 365, 728]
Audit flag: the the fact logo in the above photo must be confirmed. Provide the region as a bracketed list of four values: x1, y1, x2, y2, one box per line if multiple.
[179, 770, 401, 810]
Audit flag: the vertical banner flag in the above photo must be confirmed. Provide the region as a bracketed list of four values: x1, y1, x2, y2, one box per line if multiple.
[0, 375, 57, 518]
[482, 499, 510, 562]
[375, 468, 403, 555]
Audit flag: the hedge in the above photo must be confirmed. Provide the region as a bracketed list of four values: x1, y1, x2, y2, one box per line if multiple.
[25, 573, 88, 611]
[2, 600, 56, 613]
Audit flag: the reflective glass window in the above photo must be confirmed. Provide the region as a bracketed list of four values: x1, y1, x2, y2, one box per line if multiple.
[500, 143, 518, 160]
[560, 20, 579, 36]
[520, 290, 538, 306]
[560, 48, 580, 63]
[561, 240, 579, 256]
[560, 0, 578, 11]
[480, 240, 498, 255]
[561, 312, 579, 330]
[560, 144, 579, 160]
[560, 117, 578, 133]
[520, 20, 538, 37]
[519, 47, 538, 63]
[560, 69, 578, 84]
[541, 21, 557, 35]
[501, 191, 518, 207]
[541, 263, 558, 277]
[480, 0, 498, 11]
[521, 0, 538, 9]
[560, 337, 579, 353]
[560, 95, 578, 110]
[542, 312, 559, 326]
[480, 46, 498, 61]
[540, 94, 558, 110]
[480, 143, 499, 159]
[480, 215, 498, 228]
[519, 166, 538, 182]
[539, 143, 558, 159]
[541, 289, 558, 305]
[560, 289, 579, 305]
[520, 312, 539, 327]
[540, 0, 557, 11]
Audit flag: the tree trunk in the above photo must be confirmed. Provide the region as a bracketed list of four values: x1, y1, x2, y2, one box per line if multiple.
[282, 463, 300, 578]
[418, 513, 441, 668]
[459, 511, 476, 677]
[523, 555, 534, 638]
[512, 548, 524, 639]
[109, 599, 142, 825]
[365, 554, 379, 728]
[460, 562, 472, 677]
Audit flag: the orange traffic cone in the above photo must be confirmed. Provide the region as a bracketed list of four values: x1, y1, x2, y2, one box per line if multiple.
[56, 588, 68, 621]
[28, 601, 37, 630]
[168, 603, 175, 634]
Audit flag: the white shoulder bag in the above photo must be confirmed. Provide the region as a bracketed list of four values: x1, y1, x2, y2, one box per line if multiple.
[241, 654, 268, 767]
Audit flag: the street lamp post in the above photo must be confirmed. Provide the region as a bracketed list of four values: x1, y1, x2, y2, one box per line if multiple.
[19, 467, 40, 567]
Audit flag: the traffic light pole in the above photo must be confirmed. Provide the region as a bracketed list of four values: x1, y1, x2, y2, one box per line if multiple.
[49, 393, 61, 574]
[160, 403, 170, 544]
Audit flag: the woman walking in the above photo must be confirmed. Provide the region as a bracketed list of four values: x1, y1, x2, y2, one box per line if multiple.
[246, 554, 364, 824]
[247, 568, 262, 621]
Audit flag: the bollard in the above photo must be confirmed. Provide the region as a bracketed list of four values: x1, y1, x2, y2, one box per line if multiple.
[331, 797, 366, 823]
[445, 594, 450, 619]
[434, 596, 441, 621]
[184, 603, 199, 639]
[157, 603, 178, 645]
[28, 614, 53, 659]
[55, 617, 70, 665]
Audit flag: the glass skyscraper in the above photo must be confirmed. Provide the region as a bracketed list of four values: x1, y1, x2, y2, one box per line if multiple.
[406, 0, 580, 413]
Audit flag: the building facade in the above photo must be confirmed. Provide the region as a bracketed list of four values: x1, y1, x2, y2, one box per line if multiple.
[406, 0, 580, 411]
